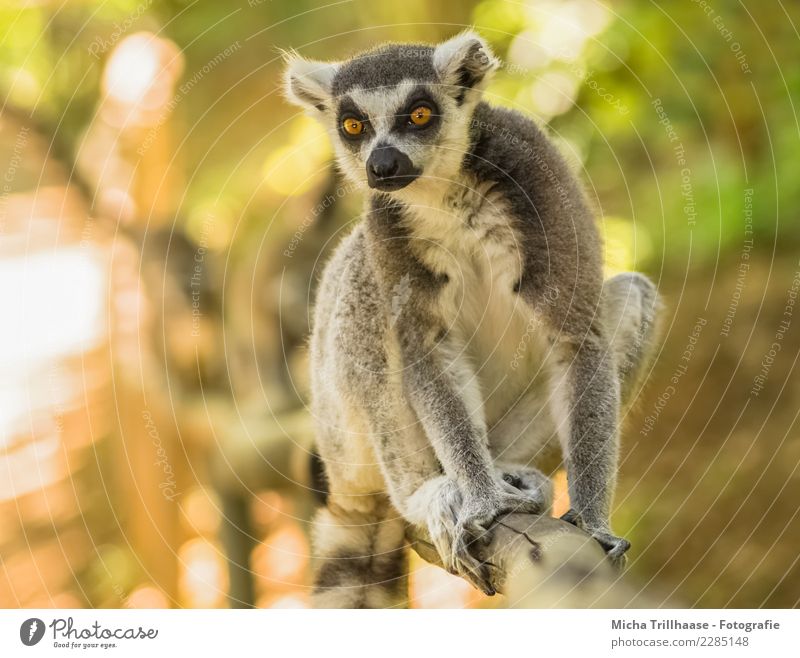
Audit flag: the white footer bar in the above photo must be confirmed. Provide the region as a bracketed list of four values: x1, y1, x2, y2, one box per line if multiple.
[3, 609, 796, 656]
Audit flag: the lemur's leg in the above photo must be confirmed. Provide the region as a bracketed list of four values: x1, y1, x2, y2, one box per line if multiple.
[312, 493, 408, 608]
[487, 379, 555, 465]
[310, 371, 441, 607]
[601, 272, 661, 409]
[313, 339, 505, 602]
[395, 333, 547, 594]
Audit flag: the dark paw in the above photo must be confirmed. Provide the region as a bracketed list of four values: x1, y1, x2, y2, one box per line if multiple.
[560, 509, 630, 569]
[592, 531, 630, 569]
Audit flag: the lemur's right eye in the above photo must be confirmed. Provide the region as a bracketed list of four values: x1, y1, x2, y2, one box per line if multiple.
[342, 117, 364, 135]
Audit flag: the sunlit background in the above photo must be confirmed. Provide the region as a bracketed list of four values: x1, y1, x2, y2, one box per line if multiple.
[1, 0, 798, 608]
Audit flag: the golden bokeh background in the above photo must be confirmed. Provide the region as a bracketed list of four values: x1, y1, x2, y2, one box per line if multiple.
[0, 0, 798, 608]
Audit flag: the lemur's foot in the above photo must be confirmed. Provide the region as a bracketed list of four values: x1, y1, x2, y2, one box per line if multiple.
[499, 466, 553, 513]
[560, 508, 631, 569]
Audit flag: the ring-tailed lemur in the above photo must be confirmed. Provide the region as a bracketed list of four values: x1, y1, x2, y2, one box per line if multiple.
[283, 31, 661, 608]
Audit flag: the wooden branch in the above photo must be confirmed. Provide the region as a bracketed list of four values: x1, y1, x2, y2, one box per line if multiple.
[408, 513, 654, 607]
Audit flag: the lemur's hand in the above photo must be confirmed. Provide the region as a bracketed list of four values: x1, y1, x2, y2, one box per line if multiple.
[560, 508, 631, 569]
[449, 484, 547, 595]
[423, 479, 493, 594]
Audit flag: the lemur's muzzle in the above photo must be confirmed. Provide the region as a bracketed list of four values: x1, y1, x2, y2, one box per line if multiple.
[366, 144, 420, 191]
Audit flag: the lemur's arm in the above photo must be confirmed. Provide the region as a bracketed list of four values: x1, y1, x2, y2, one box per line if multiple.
[390, 301, 544, 593]
[526, 261, 630, 562]
[397, 325, 496, 494]
[364, 205, 543, 592]
[554, 272, 660, 562]
[350, 309, 510, 593]
[366, 200, 499, 494]
[358, 366, 499, 594]
[549, 332, 629, 560]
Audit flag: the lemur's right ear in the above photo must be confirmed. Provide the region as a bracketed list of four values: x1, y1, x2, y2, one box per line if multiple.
[282, 51, 340, 112]
[433, 31, 499, 102]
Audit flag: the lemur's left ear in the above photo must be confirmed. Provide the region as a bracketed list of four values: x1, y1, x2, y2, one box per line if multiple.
[282, 51, 340, 113]
[433, 31, 499, 102]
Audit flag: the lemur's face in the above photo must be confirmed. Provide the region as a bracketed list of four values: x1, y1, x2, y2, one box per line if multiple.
[333, 80, 442, 192]
[284, 32, 498, 193]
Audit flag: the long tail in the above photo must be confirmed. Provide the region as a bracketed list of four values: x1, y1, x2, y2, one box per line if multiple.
[312, 497, 408, 608]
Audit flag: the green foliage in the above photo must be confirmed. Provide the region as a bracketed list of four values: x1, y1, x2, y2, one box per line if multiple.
[4, 0, 796, 268]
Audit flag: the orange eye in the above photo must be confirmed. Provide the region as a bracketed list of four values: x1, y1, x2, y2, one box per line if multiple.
[342, 117, 364, 135]
[410, 106, 432, 126]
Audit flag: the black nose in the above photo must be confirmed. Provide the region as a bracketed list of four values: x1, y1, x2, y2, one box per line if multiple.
[367, 146, 404, 178]
[368, 148, 400, 179]
[366, 145, 419, 190]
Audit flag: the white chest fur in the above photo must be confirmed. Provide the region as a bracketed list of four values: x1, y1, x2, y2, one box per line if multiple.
[401, 181, 548, 425]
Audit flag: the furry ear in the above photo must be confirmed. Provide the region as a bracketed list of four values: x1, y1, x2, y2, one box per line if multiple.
[282, 51, 340, 112]
[433, 31, 499, 103]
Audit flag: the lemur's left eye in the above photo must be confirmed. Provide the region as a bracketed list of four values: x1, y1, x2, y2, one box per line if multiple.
[409, 106, 432, 126]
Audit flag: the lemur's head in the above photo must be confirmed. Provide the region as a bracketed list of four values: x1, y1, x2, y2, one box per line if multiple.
[283, 31, 498, 193]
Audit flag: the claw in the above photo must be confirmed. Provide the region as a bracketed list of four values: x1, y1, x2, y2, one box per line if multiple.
[516, 497, 546, 515]
[463, 561, 495, 596]
[451, 527, 496, 595]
